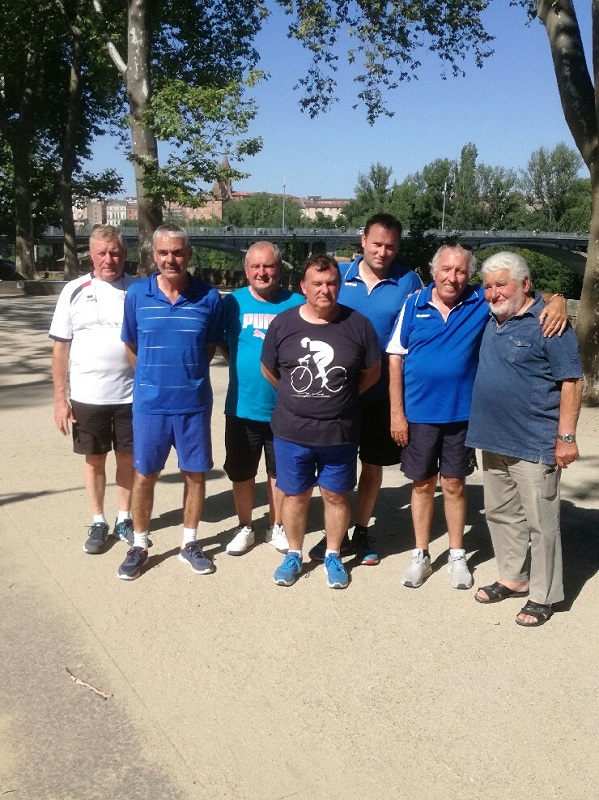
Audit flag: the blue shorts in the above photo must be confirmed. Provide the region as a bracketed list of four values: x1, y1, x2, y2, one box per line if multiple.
[273, 437, 358, 495]
[133, 410, 213, 475]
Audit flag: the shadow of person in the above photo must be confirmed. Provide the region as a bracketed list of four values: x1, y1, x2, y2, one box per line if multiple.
[555, 499, 599, 612]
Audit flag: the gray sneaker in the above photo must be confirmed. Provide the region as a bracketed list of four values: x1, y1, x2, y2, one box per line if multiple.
[83, 522, 110, 554]
[402, 549, 432, 588]
[447, 549, 473, 589]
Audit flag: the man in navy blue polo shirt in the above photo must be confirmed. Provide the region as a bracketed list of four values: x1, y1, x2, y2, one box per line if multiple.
[308, 213, 422, 566]
[467, 251, 582, 627]
[118, 224, 223, 581]
[387, 245, 568, 591]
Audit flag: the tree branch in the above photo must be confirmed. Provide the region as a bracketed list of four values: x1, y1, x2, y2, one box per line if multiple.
[91, 0, 127, 76]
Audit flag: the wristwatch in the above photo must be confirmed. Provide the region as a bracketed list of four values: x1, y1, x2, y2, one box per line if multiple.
[557, 433, 576, 443]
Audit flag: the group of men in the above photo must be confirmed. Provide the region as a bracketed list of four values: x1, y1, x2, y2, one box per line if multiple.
[51, 215, 582, 626]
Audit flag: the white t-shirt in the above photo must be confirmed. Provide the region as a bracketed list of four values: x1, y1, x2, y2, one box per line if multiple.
[49, 272, 135, 405]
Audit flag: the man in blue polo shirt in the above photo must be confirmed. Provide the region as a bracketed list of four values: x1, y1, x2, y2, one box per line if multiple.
[118, 224, 223, 580]
[467, 251, 582, 627]
[308, 212, 422, 566]
[387, 244, 567, 590]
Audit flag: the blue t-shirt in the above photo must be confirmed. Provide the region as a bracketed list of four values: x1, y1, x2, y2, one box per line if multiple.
[122, 272, 224, 414]
[386, 283, 488, 423]
[338, 256, 422, 401]
[466, 295, 582, 464]
[222, 286, 304, 421]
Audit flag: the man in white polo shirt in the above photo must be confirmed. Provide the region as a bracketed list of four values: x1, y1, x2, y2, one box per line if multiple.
[50, 225, 135, 555]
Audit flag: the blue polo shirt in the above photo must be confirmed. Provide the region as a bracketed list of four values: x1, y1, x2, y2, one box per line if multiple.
[122, 272, 223, 414]
[386, 283, 488, 423]
[338, 256, 422, 400]
[466, 294, 582, 464]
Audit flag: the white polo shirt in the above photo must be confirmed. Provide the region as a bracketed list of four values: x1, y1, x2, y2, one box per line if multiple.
[49, 273, 135, 405]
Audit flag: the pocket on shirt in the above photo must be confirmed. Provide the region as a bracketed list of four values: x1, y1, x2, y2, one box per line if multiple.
[507, 336, 532, 364]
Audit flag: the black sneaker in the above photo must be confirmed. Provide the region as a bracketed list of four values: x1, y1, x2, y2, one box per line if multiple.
[118, 546, 148, 581]
[83, 522, 110, 554]
[308, 531, 352, 561]
[352, 526, 379, 566]
[113, 518, 134, 546]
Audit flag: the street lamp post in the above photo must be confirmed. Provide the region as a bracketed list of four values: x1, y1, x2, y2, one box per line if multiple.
[282, 179, 286, 231]
[441, 181, 447, 233]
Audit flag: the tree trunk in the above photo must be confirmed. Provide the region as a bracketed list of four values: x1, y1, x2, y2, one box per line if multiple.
[11, 127, 34, 279]
[576, 166, 599, 402]
[59, 9, 83, 280]
[127, 0, 162, 275]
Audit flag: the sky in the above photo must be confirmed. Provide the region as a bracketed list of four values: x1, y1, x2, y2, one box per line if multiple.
[83, 2, 591, 201]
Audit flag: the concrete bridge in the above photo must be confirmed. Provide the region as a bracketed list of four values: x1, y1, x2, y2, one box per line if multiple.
[41, 226, 590, 275]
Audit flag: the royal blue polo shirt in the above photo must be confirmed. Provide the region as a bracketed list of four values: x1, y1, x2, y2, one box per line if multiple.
[386, 283, 488, 423]
[338, 256, 422, 401]
[466, 294, 582, 464]
[122, 272, 223, 414]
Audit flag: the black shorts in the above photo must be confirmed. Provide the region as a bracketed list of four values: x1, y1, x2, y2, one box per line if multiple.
[400, 421, 476, 481]
[71, 400, 133, 456]
[224, 416, 276, 482]
[359, 398, 403, 467]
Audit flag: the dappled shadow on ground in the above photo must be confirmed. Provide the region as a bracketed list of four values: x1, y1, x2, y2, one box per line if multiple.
[0, 296, 55, 408]
[556, 499, 599, 611]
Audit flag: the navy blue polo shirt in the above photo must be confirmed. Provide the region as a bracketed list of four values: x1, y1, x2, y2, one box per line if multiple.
[122, 272, 223, 414]
[338, 256, 422, 400]
[387, 283, 488, 423]
[466, 295, 582, 464]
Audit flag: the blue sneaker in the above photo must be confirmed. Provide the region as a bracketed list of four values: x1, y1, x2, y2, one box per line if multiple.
[352, 526, 379, 566]
[179, 541, 214, 574]
[113, 519, 134, 546]
[273, 552, 303, 586]
[308, 531, 352, 561]
[118, 547, 148, 581]
[324, 554, 349, 589]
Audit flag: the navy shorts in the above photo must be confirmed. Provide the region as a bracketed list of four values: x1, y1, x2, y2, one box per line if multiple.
[133, 410, 213, 476]
[71, 400, 133, 456]
[224, 416, 276, 482]
[359, 398, 402, 467]
[400, 421, 476, 482]
[273, 437, 358, 495]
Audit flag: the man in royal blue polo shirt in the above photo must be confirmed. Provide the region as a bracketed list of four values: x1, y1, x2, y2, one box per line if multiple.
[308, 212, 422, 566]
[118, 224, 224, 581]
[387, 244, 567, 590]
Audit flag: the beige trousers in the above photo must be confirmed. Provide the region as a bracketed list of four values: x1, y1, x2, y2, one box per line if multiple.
[482, 451, 563, 605]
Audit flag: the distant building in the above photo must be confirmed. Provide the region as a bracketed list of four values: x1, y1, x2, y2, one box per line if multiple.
[301, 196, 349, 222]
[106, 199, 127, 226]
[71, 158, 350, 226]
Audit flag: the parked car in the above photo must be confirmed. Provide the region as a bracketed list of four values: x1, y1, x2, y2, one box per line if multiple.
[0, 259, 24, 280]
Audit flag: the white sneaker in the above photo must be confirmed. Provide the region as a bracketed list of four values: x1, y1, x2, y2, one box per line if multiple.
[226, 526, 255, 556]
[264, 523, 289, 553]
[402, 549, 432, 588]
[447, 548, 473, 589]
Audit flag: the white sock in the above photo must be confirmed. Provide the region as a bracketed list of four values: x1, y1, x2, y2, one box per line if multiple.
[288, 550, 302, 558]
[117, 510, 131, 523]
[325, 549, 340, 557]
[93, 514, 107, 525]
[450, 548, 466, 558]
[133, 531, 149, 549]
[182, 527, 197, 547]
